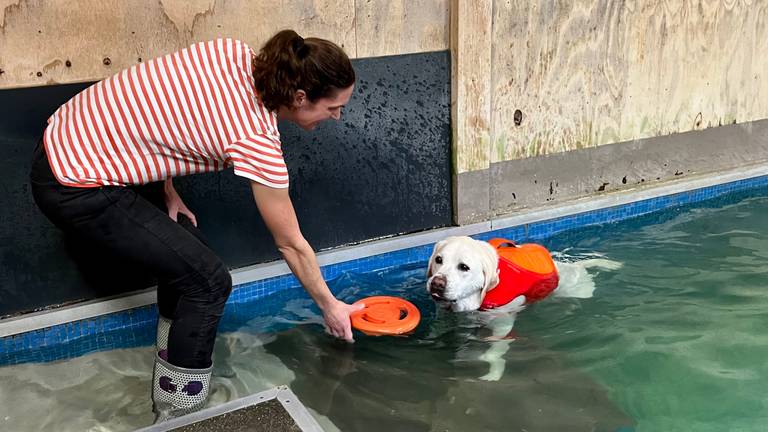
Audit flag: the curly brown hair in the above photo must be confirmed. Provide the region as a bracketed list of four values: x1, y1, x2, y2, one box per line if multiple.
[252, 29, 355, 112]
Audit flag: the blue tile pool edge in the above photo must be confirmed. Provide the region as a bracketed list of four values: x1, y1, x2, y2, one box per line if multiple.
[2, 168, 768, 366]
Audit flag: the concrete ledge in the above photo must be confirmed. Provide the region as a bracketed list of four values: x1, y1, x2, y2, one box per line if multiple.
[453, 167, 490, 224]
[489, 119, 768, 215]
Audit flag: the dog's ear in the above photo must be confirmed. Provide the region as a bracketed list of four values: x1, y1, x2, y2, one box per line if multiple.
[479, 240, 500, 295]
[427, 239, 447, 278]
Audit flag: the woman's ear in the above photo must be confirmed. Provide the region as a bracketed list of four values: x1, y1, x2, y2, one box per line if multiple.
[293, 89, 307, 108]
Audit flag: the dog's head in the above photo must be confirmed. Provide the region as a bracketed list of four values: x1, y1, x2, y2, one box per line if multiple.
[426, 236, 500, 312]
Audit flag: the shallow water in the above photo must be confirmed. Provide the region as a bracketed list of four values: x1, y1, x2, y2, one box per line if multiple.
[2, 189, 768, 431]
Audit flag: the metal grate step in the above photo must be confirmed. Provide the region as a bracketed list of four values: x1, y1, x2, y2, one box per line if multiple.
[135, 386, 323, 432]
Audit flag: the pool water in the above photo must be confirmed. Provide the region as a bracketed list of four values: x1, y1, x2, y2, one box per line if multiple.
[531, 192, 768, 432]
[2, 188, 768, 431]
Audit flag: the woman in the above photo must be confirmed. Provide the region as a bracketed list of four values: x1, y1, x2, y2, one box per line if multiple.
[29, 30, 362, 421]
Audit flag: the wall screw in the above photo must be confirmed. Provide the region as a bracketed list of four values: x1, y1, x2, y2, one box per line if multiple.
[513, 109, 523, 126]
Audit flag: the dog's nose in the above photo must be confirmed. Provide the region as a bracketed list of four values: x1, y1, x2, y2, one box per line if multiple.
[429, 275, 447, 295]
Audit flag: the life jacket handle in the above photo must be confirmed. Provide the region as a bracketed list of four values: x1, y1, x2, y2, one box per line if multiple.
[488, 238, 520, 250]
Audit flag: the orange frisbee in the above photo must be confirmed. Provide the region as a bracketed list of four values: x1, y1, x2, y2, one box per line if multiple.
[350, 296, 421, 336]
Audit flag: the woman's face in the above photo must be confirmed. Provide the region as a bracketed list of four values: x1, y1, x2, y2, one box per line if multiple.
[288, 85, 354, 131]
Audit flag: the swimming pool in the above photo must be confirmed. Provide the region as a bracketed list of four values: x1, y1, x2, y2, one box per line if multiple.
[1, 181, 767, 431]
[251, 186, 768, 432]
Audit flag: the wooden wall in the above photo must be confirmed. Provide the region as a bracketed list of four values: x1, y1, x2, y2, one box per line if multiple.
[0, 0, 449, 89]
[491, 0, 768, 164]
[3, 0, 767, 223]
[452, 0, 768, 174]
[450, 0, 493, 173]
[5, 1, 762, 168]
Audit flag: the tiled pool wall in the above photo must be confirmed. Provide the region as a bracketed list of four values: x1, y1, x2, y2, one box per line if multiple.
[2, 173, 768, 366]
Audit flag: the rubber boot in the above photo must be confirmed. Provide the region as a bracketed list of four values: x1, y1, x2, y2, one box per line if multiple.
[152, 351, 212, 423]
[156, 314, 232, 379]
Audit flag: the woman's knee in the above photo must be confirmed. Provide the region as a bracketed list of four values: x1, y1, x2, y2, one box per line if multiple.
[166, 260, 232, 306]
[207, 263, 233, 302]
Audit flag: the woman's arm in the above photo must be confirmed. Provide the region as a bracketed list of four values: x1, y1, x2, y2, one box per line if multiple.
[249, 180, 363, 341]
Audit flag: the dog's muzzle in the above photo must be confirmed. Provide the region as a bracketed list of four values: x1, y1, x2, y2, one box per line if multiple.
[429, 274, 448, 301]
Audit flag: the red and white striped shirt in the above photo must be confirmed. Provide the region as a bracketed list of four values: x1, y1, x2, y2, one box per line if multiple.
[43, 38, 289, 189]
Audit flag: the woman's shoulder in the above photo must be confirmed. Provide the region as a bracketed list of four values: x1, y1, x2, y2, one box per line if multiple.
[222, 38, 252, 51]
[187, 38, 254, 54]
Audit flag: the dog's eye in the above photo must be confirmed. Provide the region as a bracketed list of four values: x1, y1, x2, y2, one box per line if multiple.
[435, 256, 443, 264]
[458, 263, 470, 272]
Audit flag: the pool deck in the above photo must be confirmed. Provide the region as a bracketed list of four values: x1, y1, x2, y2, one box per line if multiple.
[134, 386, 323, 432]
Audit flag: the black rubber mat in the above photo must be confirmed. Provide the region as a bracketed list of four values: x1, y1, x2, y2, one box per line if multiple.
[170, 398, 302, 432]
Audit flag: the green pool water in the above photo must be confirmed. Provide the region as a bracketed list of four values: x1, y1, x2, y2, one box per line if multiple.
[518, 192, 768, 431]
[230, 189, 768, 432]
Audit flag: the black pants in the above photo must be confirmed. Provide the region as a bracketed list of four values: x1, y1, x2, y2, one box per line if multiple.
[29, 140, 232, 369]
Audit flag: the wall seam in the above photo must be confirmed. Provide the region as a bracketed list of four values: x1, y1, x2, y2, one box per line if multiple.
[488, 0, 496, 220]
[352, 0, 359, 58]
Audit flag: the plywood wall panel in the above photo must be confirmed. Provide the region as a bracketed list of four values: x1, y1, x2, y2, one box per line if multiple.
[0, 0, 449, 90]
[452, 0, 493, 174]
[0, 0, 357, 89]
[491, 0, 768, 162]
[355, 0, 449, 58]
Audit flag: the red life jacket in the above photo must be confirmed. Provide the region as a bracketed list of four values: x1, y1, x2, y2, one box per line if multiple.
[480, 238, 559, 310]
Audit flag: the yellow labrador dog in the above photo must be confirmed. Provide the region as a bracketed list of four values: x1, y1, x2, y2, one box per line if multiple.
[426, 235, 620, 381]
[427, 236, 508, 312]
[426, 236, 527, 381]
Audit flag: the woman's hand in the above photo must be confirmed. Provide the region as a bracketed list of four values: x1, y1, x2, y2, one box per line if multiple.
[164, 178, 197, 226]
[321, 299, 365, 342]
